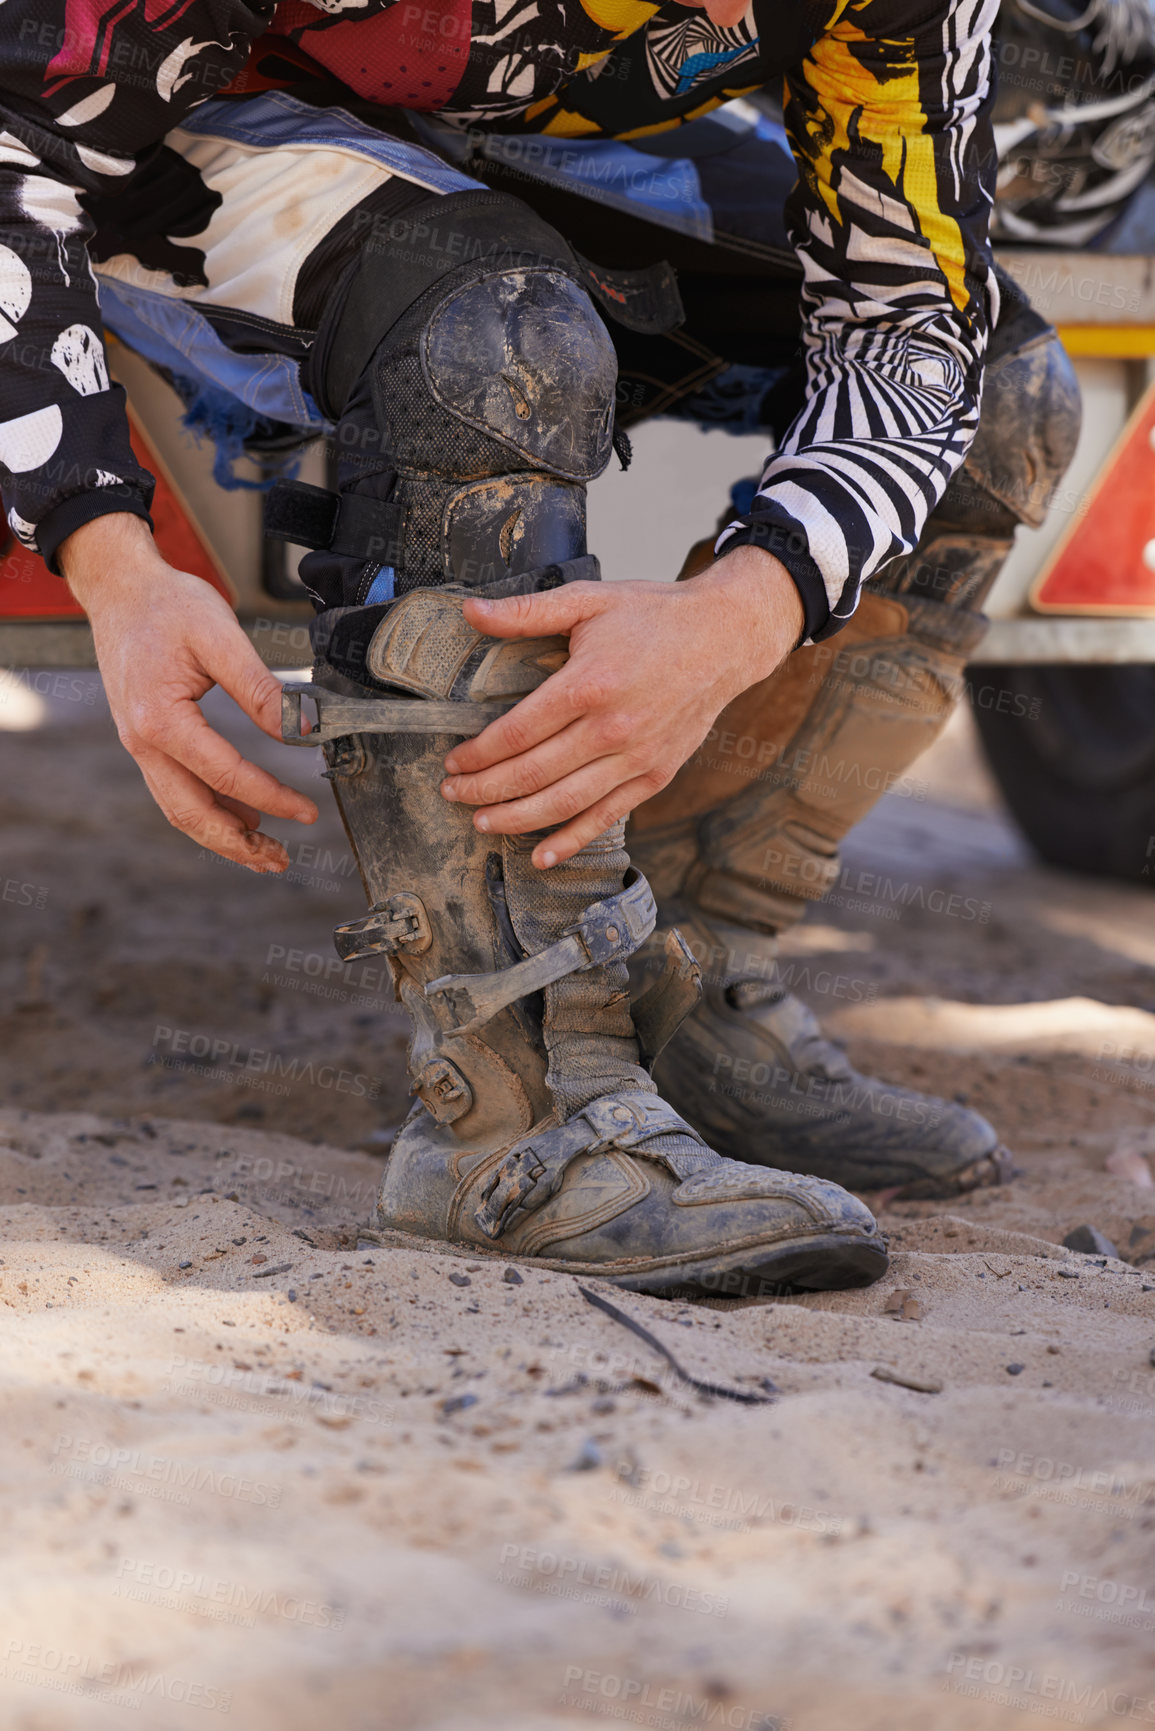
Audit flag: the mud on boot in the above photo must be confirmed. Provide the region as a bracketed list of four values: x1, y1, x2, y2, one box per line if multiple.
[627, 586, 1015, 1200]
[633, 908, 1009, 1200]
[310, 593, 887, 1296]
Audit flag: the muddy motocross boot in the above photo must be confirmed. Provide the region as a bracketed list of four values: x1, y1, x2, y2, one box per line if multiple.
[275, 186, 887, 1293]
[628, 298, 1080, 1199]
[299, 588, 887, 1293]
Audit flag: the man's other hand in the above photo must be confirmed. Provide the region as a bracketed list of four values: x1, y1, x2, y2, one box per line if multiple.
[61, 513, 317, 873]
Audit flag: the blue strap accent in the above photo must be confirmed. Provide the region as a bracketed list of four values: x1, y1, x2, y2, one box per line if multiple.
[364, 567, 396, 605]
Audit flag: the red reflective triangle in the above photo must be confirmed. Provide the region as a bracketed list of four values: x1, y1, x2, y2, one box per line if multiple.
[1033, 377, 1155, 616]
[0, 407, 233, 620]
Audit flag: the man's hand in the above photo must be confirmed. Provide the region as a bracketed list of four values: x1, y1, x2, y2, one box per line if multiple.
[441, 543, 805, 869]
[61, 513, 317, 873]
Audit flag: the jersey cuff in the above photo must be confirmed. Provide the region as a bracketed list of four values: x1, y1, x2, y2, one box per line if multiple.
[38, 486, 155, 577]
[717, 511, 844, 643]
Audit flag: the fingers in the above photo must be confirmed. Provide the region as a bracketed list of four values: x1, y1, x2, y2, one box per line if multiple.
[443, 669, 590, 777]
[442, 709, 634, 808]
[121, 694, 317, 828]
[218, 793, 264, 830]
[206, 622, 293, 744]
[461, 581, 605, 643]
[459, 753, 645, 845]
[531, 774, 664, 870]
[136, 750, 291, 873]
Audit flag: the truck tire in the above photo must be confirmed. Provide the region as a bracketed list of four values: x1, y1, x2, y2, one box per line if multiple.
[969, 664, 1155, 886]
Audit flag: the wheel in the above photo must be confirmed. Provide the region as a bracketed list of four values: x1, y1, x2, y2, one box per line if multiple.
[969, 664, 1155, 886]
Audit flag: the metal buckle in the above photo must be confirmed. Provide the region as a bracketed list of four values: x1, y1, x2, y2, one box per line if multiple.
[475, 1145, 547, 1240]
[333, 893, 432, 962]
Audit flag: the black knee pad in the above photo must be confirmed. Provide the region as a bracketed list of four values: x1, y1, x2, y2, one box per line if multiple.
[268, 190, 618, 613]
[365, 255, 616, 591]
[955, 271, 1082, 538]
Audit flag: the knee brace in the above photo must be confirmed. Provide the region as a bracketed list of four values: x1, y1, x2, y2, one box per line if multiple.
[877, 267, 1082, 611]
[266, 190, 620, 622]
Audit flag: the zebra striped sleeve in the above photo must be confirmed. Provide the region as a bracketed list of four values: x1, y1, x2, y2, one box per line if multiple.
[718, 0, 1001, 640]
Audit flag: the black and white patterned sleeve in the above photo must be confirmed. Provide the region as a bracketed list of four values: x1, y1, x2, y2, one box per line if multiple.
[0, 131, 154, 571]
[717, 0, 1000, 641]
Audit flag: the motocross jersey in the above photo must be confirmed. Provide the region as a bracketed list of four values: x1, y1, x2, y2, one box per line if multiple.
[0, 0, 999, 635]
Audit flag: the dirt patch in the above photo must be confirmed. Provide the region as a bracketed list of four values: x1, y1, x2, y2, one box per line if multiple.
[1, 685, 1153, 1728]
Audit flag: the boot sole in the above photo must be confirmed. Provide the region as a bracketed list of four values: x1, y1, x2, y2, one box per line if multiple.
[600, 1230, 888, 1298]
[360, 1219, 888, 1300]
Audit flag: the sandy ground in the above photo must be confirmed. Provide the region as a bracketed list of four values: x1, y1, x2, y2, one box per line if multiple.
[1, 668, 1155, 1731]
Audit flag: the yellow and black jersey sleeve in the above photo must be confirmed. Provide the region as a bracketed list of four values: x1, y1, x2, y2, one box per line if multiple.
[719, 0, 1000, 639]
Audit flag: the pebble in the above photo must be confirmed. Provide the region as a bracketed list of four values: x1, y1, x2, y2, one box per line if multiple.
[448, 1273, 471, 1288]
[568, 1437, 604, 1471]
[503, 1267, 524, 1286]
[1062, 1225, 1119, 1260]
[440, 1392, 478, 1416]
[178, 1261, 192, 1270]
[871, 1366, 942, 1395]
[1006, 1363, 1025, 1376]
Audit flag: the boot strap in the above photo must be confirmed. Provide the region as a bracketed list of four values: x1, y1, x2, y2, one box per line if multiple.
[425, 868, 656, 1039]
[282, 682, 514, 746]
[474, 1091, 698, 1240]
[631, 927, 702, 1070]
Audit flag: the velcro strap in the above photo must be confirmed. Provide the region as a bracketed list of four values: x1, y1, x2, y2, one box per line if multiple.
[265, 479, 336, 548]
[265, 480, 403, 563]
[425, 868, 657, 1038]
[474, 1091, 697, 1239]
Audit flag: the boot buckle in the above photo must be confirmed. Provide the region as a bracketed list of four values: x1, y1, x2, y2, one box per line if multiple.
[334, 893, 432, 962]
[425, 869, 657, 1037]
[475, 1145, 548, 1240]
[413, 1056, 474, 1125]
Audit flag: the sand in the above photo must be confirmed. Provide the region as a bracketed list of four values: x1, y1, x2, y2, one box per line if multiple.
[1, 675, 1154, 1731]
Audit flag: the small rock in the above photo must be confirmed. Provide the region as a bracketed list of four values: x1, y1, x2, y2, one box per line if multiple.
[287, 1290, 298, 1303]
[178, 1261, 192, 1271]
[1063, 1225, 1120, 1260]
[440, 1392, 479, 1416]
[1006, 1363, 1025, 1376]
[568, 1437, 604, 1471]
[448, 1273, 471, 1288]
[1056, 1269, 1080, 1280]
[1046, 1344, 1061, 1355]
[503, 1267, 524, 1286]
[1149, 1346, 1155, 1368]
